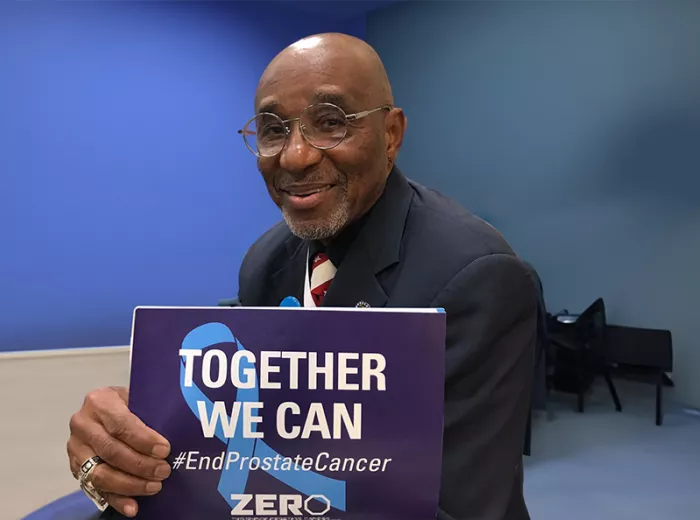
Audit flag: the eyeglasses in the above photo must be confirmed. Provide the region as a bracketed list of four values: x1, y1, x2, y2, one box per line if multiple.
[238, 103, 392, 158]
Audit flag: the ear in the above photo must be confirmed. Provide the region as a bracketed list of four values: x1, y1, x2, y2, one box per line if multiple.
[385, 108, 407, 169]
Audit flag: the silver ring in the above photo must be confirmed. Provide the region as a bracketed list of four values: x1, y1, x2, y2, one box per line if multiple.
[79, 456, 108, 511]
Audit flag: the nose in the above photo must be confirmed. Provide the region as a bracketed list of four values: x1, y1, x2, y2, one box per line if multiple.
[278, 122, 323, 173]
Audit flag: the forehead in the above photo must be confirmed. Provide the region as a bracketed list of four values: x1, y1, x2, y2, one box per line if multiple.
[255, 52, 371, 115]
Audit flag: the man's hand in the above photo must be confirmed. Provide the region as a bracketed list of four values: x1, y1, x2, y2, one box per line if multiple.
[67, 386, 172, 517]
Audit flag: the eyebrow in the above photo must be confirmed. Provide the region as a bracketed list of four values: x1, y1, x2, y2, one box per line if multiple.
[310, 90, 348, 108]
[255, 90, 352, 117]
[257, 100, 279, 114]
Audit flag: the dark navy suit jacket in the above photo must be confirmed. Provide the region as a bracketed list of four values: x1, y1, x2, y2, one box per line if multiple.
[238, 167, 537, 520]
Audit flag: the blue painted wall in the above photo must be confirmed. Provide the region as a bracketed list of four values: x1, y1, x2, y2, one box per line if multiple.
[0, 1, 365, 351]
[367, 1, 700, 406]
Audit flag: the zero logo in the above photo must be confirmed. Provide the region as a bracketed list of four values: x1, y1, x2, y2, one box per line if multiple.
[230, 494, 332, 516]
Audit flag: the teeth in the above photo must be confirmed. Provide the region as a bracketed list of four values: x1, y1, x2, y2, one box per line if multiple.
[293, 188, 323, 196]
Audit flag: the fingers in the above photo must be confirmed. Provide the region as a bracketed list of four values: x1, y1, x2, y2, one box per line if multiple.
[98, 406, 171, 459]
[90, 461, 163, 496]
[67, 436, 162, 498]
[84, 387, 171, 458]
[103, 492, 139, 518]
[69, 413, 171, 481]
[68, 448, 80, 480]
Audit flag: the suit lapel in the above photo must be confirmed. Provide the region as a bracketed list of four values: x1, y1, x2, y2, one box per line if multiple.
[322, 245, 388, 308]
[323, 167, 414, 308]
[270, 237, 306, 306]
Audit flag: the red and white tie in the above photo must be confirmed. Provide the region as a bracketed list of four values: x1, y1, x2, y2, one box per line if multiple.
[309, 253, 337, 307]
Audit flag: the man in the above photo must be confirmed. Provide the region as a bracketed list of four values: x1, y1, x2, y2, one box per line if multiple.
[67, 33, 537, 520]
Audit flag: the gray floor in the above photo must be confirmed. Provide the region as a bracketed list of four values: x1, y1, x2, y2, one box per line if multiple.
[524, 380, 700, 520]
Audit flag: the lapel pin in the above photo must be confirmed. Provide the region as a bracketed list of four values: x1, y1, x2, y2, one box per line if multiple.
[355, 301, 371, 308]
[280, 296, 301, 307]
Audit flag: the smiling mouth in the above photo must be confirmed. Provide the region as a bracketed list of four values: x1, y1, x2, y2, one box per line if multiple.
[281, 185, 333, 198]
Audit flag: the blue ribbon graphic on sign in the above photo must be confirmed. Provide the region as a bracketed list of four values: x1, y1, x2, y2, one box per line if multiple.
[179, 322, 346, 511]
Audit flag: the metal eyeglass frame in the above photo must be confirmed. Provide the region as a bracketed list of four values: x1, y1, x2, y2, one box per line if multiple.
[238, 103, 393, 157]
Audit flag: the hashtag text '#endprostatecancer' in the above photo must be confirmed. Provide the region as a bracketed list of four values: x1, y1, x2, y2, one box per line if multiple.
[173, 450, 393, 473]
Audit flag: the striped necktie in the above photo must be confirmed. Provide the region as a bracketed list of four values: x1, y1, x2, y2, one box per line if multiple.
[310, 253, 337, 307]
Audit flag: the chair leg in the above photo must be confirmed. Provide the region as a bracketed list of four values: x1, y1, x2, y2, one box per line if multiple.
[523, 407, 532, 456]
[603, 370, 622, 412]
[577, 349, 586, 413]
[656, 370, 663, 426]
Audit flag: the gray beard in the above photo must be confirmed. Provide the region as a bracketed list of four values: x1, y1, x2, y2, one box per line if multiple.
[282, 197, 351, 241]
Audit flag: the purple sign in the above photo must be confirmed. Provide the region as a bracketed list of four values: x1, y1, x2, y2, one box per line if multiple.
[128, 306, 446, 520]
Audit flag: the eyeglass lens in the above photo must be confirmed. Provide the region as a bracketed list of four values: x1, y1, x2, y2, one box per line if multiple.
[243, 103, 348, 157]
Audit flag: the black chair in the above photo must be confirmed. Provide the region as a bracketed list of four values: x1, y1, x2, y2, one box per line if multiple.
[605, 324, 673, 425]
[549, 298, 622, 413]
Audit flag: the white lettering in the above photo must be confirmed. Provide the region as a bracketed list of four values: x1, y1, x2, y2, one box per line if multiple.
[302, 403, 331, 439]
[229, 495, 327, 516]
[231, 350, 256, 389]
[230, 494, 253, 515]
[179, 349, 202, 387]
[185, 451, 199, 470]
[308, 352, 334, 390]
[181, 350, 386, 391]
[281, 352, 306, 389]
[226, 451, 239, 469]
[202, 349, 227, 388]
[334, 403, 362, 439]
[277, 402, 301, 439]
[244, 402, 264, 439]
[197, 401, 263, 439]
[256, 495, 277, 515]
[338, 353, 360, 390]
[276, 403, 362, 439]
[280, 495, 303, 515]
[198, 401, 239, 438]
[198, 455, 211, 470]
[315, 452, 329, 471]
[362, 353, 387, 390]
[260, 351, 281, 389]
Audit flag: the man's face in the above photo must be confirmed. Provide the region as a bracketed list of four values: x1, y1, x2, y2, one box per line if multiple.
[254, 49, 393, 241]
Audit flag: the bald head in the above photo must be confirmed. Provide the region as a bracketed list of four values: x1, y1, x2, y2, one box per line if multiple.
[255, 33, 393, 110]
